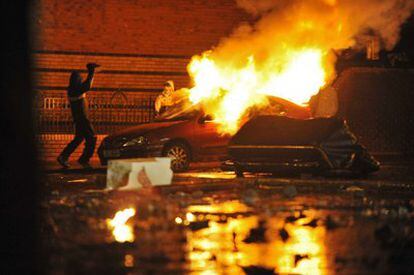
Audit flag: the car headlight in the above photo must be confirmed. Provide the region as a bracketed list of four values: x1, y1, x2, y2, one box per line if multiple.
[122, 136, 147, 147]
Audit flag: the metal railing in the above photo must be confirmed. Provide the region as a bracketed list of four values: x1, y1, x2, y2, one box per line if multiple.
[35, 90, 157, 134]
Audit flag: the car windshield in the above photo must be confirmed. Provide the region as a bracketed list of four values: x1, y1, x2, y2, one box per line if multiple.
[153, 101, 200, 122]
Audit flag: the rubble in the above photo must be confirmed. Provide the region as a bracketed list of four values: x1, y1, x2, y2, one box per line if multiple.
[40, 165, 414, 274]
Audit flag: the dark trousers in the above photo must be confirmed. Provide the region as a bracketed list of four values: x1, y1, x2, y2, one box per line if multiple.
[59, 118, 97, 162]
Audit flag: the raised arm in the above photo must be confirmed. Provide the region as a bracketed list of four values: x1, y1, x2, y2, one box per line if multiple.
[70, 63, 100, 97]
[79, 68, 95, 93]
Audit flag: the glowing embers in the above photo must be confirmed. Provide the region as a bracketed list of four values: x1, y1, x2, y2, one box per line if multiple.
[107, 208, 136, 243]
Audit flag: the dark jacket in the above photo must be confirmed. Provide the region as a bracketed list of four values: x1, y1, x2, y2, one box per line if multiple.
[67, 70, 94, 122]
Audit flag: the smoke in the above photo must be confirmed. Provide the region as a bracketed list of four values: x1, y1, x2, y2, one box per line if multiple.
[234, 0, 414, 50]
[201, 0, 414, 83]
[185, 0, 414, 133]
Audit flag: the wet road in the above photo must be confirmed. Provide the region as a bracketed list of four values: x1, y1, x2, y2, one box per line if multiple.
[41, 164, 414, 274]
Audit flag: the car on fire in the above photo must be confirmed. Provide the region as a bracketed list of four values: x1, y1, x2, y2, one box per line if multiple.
[222, 115, 380, 177]
[98, 107, 230, 172]
[98, 96, 312, 172]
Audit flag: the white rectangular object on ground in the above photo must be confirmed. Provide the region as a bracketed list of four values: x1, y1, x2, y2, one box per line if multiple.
[107, 158, 173, 190]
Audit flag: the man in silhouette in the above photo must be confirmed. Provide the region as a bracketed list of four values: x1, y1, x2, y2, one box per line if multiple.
[57, 63, 100, 169]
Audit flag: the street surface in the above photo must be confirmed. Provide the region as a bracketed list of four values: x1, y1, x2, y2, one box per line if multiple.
[40, 162, 414, 274]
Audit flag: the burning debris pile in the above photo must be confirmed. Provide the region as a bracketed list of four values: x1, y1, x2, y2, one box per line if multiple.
[176, 0, 414, 134]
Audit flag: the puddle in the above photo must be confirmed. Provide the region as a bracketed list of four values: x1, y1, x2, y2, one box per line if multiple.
[41, 174, 414, 274]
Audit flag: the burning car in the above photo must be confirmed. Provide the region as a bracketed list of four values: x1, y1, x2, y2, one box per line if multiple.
[98, 107, 229, 172]
[98, 96, 311, 172]
[222, 115, 380, 177]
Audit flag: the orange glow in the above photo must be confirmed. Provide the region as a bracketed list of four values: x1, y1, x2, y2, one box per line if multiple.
[257, 50, 326, 104]
[186, 48, 328, 135]
[124, 254, 134, 268]
[170, 0, 414, 135]
[175, 217, 184, 224]
[188, 200, 251, 214]
[184, 202, 327, 274]
[106, 208, 136, 243]
[275, 222, 327, 274]
[186, 212, 196, 222]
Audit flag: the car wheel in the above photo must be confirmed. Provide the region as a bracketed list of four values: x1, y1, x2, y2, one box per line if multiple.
[163, 142, 191, 172]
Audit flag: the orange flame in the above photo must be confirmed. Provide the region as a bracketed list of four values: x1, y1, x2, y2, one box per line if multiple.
[177, 0, 414, 135]
[107, 208, 136, 243]
[167, 0, 414, 135]
[187, 48, 328, 134]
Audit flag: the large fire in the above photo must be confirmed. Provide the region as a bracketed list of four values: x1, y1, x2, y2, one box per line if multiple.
[173, 0, 414, 135]
[187, 48, 328, 134]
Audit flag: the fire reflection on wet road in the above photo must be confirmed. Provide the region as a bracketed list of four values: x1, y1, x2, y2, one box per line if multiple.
[107, 208, 136, 243]
[41, 169, 414, 274]
[183, 201, 327, 274]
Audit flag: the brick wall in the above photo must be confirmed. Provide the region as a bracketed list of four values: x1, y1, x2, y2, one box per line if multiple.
[32, 0, 249, 55]
[33, 52, 192, 163]
[36, 2, 414, 161]
[37, 134, 106, 163]
[33, 52, 191, 92]
[32, 0, 249, 164]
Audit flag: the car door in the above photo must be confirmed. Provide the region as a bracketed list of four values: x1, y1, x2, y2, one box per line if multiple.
[192, 114, 231, 159]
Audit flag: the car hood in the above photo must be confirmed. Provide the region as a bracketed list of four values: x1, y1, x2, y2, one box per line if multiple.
[105, 120, 186, 142]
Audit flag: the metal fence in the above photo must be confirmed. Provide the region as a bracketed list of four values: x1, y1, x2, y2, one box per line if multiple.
[35, 90, 157, 134]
